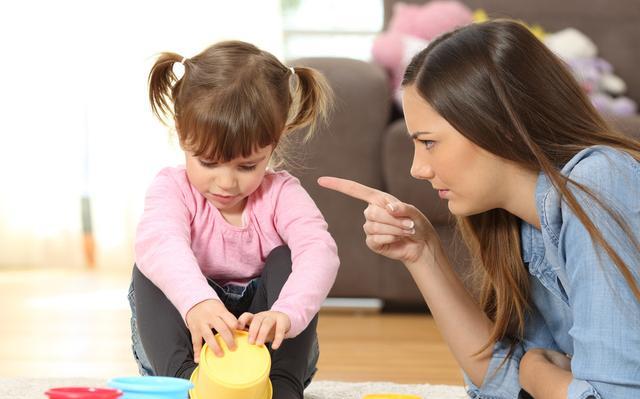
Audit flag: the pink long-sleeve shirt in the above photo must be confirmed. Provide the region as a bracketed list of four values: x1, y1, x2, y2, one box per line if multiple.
[134, 166, 340, 338]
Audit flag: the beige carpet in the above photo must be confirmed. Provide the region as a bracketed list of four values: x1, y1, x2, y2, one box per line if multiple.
[0, 378, 468, 398]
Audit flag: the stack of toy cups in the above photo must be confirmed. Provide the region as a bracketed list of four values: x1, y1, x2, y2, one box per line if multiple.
[190, 330, 272, 399]
[107, 376, 192, 398]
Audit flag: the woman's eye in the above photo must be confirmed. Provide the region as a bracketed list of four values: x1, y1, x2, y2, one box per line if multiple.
[420, 139, 435, 149]
[240, 165, 257, 171]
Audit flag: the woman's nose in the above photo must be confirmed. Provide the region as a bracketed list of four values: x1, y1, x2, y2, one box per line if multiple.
[410, 158, 434, 181]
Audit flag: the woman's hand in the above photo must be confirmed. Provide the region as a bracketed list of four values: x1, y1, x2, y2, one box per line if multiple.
[318, 176, 442, 266]
[319, 176, 497, 387]
[237, 311, 291, 350]
[185, 299, 239, 361]
[520, 348, 572, 398]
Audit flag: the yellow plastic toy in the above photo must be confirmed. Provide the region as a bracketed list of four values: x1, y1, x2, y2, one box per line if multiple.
[473, 8, 546, 40]
[190, 330, 272, 399]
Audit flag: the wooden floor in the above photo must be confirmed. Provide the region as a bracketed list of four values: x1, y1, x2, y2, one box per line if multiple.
[0, 269, 463, 385]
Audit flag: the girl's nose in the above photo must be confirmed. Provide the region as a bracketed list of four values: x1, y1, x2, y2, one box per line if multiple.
[215, 171, 237, 191]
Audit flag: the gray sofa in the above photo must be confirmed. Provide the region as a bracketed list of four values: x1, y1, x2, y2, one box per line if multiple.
[291, 0, 640, 308]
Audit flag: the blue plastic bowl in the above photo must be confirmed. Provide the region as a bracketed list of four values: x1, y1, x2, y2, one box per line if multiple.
[107, 376, 193, 399]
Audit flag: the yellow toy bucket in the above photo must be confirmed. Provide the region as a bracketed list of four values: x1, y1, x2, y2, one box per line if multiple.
[190, 330, 272, 399]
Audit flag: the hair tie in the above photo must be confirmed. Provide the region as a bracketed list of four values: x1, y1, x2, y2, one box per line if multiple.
[288, 66, 298, 94]
[173, 58, 186, 80]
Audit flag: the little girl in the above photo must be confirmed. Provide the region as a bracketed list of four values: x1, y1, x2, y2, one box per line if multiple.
[128, 40, 339, 399]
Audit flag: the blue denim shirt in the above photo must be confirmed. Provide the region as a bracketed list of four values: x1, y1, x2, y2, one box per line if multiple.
[465, 146, 640, 399]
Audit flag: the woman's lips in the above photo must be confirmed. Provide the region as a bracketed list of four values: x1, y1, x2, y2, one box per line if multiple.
[438, 189, 450, 199]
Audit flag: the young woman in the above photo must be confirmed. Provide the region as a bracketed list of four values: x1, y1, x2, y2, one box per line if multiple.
[320, 20, 640, 399]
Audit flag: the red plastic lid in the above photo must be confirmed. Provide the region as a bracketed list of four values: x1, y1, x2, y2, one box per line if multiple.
[45, 387, 123, 399]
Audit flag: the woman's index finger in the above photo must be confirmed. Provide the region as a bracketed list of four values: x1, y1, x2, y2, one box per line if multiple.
[317, 176, 388, 207]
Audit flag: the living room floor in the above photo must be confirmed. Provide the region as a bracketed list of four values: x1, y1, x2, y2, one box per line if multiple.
[0, 269, 463, 385]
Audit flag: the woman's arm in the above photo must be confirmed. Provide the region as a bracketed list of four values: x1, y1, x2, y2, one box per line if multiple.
[403, 244, 494, 386]
[519, 349, 573, 399]
[318, 177, 494, 386]
[551, 149, 640, 398]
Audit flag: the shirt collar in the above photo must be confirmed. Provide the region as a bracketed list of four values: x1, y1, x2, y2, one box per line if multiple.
[520, 171, 551, 264]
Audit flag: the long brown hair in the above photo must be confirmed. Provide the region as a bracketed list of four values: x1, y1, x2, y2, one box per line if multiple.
[402, 20, 640, 353]
[148, 40, 332, 168]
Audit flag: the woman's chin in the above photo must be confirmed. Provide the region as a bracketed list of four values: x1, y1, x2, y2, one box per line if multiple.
[447, 201, 483, 217]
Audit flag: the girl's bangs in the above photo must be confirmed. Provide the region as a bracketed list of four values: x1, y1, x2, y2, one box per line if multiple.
[179, 105, 280, 162]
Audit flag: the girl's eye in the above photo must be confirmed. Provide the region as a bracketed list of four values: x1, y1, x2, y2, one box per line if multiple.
[198, 160, 218, 168]
[240, 165, 257, 171]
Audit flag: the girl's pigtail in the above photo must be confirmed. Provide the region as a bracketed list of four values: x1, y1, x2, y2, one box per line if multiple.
[285, 66, 333, 141]
[148, 52, 187, 125]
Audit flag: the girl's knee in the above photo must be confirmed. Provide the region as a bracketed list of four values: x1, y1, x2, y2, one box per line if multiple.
[263, 246, 293, 279]
[266, 246, 291, 265]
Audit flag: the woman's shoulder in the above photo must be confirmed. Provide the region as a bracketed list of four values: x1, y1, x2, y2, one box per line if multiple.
[561, 145, 639, 187]
[539, 145, 639, 203]
[537, 145, 639, 241]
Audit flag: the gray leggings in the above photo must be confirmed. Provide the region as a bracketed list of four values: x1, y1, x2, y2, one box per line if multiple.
[129, 246, 319, 399]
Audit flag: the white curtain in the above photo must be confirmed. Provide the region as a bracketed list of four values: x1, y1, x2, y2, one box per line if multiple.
[0, 0, 284, 270]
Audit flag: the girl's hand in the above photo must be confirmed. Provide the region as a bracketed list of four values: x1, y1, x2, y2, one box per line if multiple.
[317, 176, 441, 266]
[237, 311, 291, 350]
[185, 299, 239, 361]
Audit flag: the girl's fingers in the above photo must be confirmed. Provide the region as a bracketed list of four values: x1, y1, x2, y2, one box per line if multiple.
[221, 312, 240, 332]
[255, 317, 276, 346]
[212, 318, 236, 351]
[201, 327, 223, 357]
[237, 312, 254, 330]
[191, 331, 203, 363]
[248, 313, 264, 344]
[271, 319, 287, 350]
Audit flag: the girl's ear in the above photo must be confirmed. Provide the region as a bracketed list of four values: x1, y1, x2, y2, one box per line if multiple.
[174, 119, 186, 151]
[174, 117, 180, 132]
